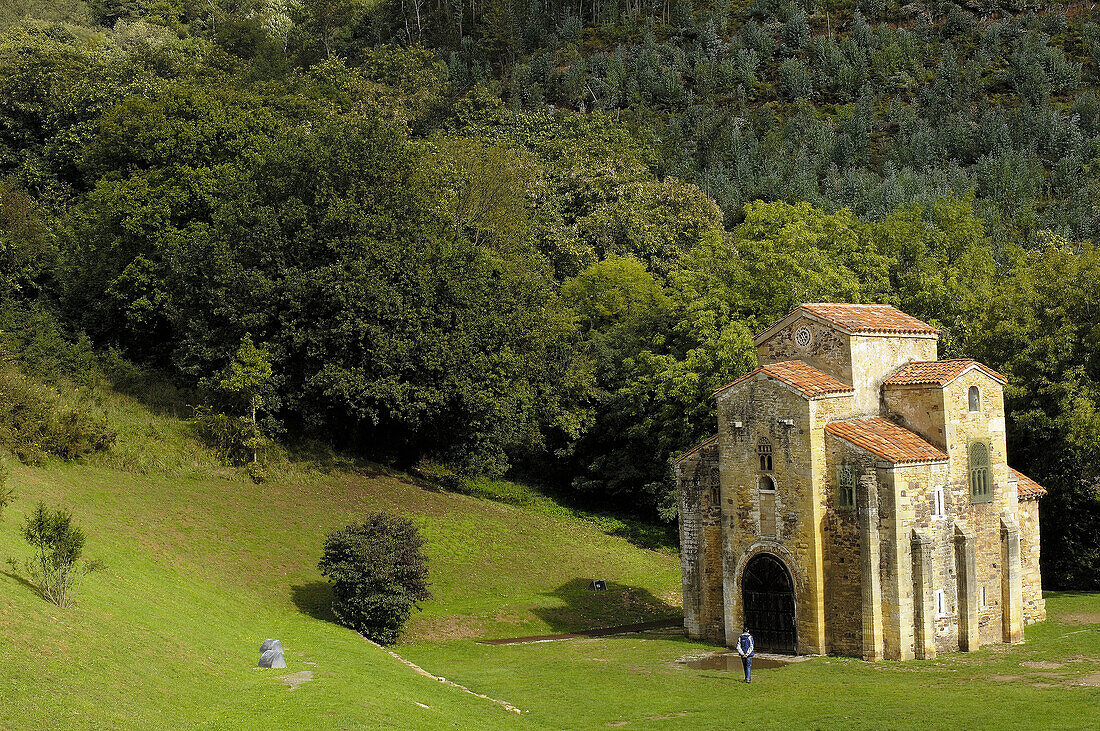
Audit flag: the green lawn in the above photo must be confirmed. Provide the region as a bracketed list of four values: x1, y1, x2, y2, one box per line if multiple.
[2, 387, 1099, 728]
[403, 594, 1100, 729]
[0, 455, 681, 729]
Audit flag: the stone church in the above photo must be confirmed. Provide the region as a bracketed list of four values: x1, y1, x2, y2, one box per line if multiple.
[676, 303, 1046, 660]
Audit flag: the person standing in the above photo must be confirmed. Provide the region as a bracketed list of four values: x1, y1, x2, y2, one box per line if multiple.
[736, 628, 755, 683]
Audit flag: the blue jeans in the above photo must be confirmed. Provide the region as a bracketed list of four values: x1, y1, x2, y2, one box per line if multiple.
[741, 654, 752, 681]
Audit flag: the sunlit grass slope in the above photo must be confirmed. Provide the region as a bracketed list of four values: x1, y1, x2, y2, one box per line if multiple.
[0, 389, 682, 728]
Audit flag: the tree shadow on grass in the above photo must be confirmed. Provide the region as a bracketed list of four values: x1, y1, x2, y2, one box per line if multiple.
[291, 581, 336, 623]
[532, 577, 683, 635]
[0, 568, 38, 595]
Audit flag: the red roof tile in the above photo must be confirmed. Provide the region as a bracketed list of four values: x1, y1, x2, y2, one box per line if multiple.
[799, 303, 939, 336]
[1012, 468, 1048, 500]
[714, 361, 855, 400]
[825, 417, 948, 465]
[883, 359, 1007, 387]
[674, 434, 718, 464]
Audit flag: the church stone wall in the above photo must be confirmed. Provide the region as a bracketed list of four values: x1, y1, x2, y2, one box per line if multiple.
[717, 378, 825, 653]
[884, 384, 948, 450]
[822, 436, 874, 656]
[941, 370, 1020, 646]
[1019, 498, 1046, 624]
[676, 442, 725, 644]
[848, 335, 938, 415]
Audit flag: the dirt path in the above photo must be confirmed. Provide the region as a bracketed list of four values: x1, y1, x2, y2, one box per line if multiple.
[479, 617, 684, 645]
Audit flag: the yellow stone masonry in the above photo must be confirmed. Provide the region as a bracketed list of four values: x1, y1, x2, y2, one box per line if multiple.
[676, 304, 1045, 659]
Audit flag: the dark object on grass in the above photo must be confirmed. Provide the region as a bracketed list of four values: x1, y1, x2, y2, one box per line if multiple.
[318, 512, 431, 645]
[588, 580, 607, 591]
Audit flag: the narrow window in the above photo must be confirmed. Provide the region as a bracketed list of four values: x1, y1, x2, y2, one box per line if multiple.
[935, 589, 945, 618]
[932, 486, 945, 518]
[969, 441, 992, 503]
[968, 386, 980, 412]
[710, 483, 721, 505]
[759, 475, 776, 492]
[980, 586, 988, 610]
[836, 464, 856, 510]
[757, 437, 773, 472]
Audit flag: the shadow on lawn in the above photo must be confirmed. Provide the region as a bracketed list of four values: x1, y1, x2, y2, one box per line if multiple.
[0, 568, 38, 595]
[291, 581, 337, 623]
[532, 577, 683, 635]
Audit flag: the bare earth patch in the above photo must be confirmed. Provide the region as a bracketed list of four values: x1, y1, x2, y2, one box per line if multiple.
[1061, 612, 1100, 625]
[1021, 661, 1065, 670]
[411, 615, 484, 641]
[1074, 671, 1100, 687]
[282, 671, 313, 690]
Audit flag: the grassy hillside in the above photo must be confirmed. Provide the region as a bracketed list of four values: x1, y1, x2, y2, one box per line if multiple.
[0, 382, 682, 728]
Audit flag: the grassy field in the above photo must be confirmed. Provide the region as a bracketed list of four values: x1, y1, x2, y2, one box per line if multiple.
[0, 379, 684, 729]
[1, 383, 1099, 728]
[404, 593, 1100, 729]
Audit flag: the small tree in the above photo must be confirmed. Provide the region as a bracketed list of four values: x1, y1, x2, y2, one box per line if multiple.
[318, 512, 431, 644]
[20, 503, 101, 607]
[218, 335, 274, 465]
[0, 457, 13, 520]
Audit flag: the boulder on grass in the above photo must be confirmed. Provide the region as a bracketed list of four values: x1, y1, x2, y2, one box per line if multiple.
[260, 639, 283, 654]
[259, 649, 286, 669]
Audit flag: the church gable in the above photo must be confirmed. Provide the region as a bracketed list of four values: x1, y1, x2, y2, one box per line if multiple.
[715, 360, 854, 401]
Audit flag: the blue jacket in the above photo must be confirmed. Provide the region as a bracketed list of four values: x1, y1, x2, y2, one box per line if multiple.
[737, 632, 754, 657]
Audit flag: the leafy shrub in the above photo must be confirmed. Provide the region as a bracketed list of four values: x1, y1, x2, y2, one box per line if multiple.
[318, 513, 431, 645]
[0, 368, 115, 464]
[17, 502, 103, 607]
[190, 406, 269, 467]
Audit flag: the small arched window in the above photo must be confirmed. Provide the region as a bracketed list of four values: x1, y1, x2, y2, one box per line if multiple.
[757, 437, 773, 472]
[968, 386, 980, 412]
[969, 441, 992, 503]
[759, 475, 776, 491]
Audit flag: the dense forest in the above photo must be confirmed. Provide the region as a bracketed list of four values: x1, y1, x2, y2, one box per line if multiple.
[1, 0, 1099, 587]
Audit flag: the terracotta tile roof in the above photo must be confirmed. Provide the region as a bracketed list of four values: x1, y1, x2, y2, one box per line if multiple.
[799, 303, 939, 336]
[825, 417, 949, 465]
[674, 434, 718, 464]
[714, 361, 855, 400]
[1012, 468, 1048, 500]
[883, 359, 1007, 387]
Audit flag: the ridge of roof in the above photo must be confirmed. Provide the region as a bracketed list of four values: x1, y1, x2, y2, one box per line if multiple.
[883, 359, 1008, 387]
[674, 434, 719, 464]
[825, 417, 949, 465]
[1011, 468, 1048, 500]
[753, 303, 940, 345]
[713, 361, 855, 400]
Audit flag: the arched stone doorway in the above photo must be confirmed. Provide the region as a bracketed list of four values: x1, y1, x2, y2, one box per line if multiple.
[741, 553, 797, 654]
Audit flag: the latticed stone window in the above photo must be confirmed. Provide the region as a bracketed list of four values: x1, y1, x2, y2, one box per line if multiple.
[757, 437, 773, 472]
[710, 468, 720, 505]
[969, 440, 992, 503]
[836, 464, 856, 510]
[968, 385, 981, 412]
